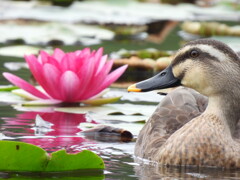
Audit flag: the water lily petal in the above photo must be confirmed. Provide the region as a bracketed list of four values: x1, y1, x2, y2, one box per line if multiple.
[3, 72, 49, 99]
[74, 50, 82, 56]
[46, 56, 61, 70]
[42, 64, 62, 99]
[60, 53, 77, 72]
[77, 60, 113, 100]
[92, 47, 103, 72]
[103, 65, 128, 87]
[75, 56, 96, 99]
[96, 55, 108, 75]
[39, 50, 51, 64]
[25, 55, 44, 80]
[59, 71, 81, 102]
[25, 55, 54, 97]
[100, 59, 113, 76]
[53, 48, 65, 62]
[77, 48, 91, 63]
[80, 65, 128, 100]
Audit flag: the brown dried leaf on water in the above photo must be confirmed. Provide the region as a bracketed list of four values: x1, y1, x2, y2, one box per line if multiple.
[82, 125, 133, 142]
[113, 55, 172, 72]
[156, 56, 172, 71]
[114, 57, 156, 70]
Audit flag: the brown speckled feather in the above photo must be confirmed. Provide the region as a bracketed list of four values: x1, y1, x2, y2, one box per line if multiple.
[135, 86, 240, 163]
[135, 87, 208, 160]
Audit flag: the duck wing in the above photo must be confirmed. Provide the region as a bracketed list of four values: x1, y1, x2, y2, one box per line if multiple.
[135, 87, 208, 160]
[233, 120, 240, 139]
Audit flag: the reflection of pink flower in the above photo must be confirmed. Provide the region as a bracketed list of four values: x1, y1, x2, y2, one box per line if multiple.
[39, 112, 96, 136]
[3, 111, 96, 152]
[24, 137, 88, 153]
[3, 48, 127, 102]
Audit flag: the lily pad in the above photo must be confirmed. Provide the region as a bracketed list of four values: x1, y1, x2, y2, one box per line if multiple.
[0, 85, 19, 92]
[0, 92, 25, 104]
[0, 141, 48, 172]
[89, 114, 147, 123]
[0, 46, 51, 58]
[0, 21, 114, 45]
[0, 141, 104, 172]
[82, 96, 121, 106]
[45, 150, 104, 171]
[56, 103, 156, 117]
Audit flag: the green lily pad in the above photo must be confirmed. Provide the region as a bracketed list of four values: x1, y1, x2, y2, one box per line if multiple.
[0, 141, 48, 172]
[0, 85, 19, 92]
[45, 150, 104, 171]
[0, 141, 104, 172]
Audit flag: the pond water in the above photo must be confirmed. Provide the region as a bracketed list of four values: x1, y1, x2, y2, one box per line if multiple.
[2, 93, 240, 179]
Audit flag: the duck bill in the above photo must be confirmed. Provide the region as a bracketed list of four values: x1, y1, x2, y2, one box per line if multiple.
[128, 65, 181, 92]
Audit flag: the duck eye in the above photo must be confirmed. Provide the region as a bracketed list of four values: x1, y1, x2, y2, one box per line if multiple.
[190, 50, 199, 58]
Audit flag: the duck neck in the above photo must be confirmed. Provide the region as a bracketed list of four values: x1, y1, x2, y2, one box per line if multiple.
[205, 92, 240, 136]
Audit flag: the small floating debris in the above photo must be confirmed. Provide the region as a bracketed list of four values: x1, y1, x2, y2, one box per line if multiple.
[82, 125, 133, 142]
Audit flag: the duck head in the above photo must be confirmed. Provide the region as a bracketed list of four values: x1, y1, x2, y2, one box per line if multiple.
[128, 39, 240, 96]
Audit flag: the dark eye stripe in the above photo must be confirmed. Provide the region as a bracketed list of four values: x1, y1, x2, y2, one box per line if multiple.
[172, 48, 219, 67]
[186, 39, 239, 62]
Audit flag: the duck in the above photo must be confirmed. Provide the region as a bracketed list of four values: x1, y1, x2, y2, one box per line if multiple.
[128, 39, 240, 169]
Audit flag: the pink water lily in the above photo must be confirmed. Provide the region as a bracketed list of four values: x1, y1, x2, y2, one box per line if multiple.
[3, 48, 127, 103]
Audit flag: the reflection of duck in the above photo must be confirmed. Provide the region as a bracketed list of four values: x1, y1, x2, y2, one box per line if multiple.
[128, 39, 240, 168]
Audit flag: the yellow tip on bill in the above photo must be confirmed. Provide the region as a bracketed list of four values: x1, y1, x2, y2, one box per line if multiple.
[127, 84, 141, 92]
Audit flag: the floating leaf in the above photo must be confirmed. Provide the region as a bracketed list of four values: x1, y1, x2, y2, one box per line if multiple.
[90, 114, 147, 123]
[0, 141, 48, 172]
[82, 96, 121, 106]
[4, 62, 28, 71]
[0, 141, 104, 172]
[0, 85, 19, 92]
[0, 45, 51, 58]
[0, 22, 114, 45]
[56, 103, 156, 117]
[45, 150, 104, 171]
[0, 92, 25, 104]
